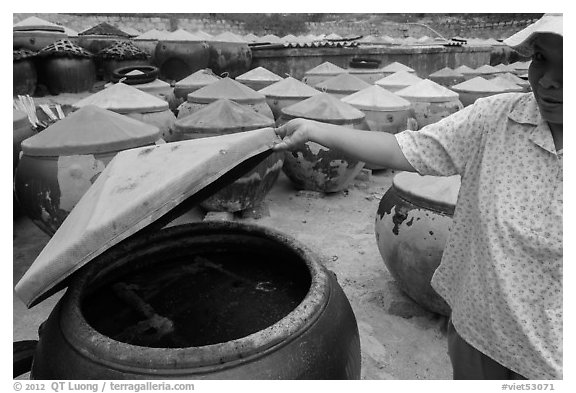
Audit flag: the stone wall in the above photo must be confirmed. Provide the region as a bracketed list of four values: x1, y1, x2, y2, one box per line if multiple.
[13, 13, 534, 40]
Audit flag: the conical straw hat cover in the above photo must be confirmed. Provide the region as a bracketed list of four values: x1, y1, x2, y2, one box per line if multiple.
[305, 61, 348, 75]
[14, 16, 65, 32]
[259, 77, 322, 98]
[381, 62, 415, 73]
[188, 77, 266, 104]
[281, 92, 365, 121]
[315, 73, 371, 92]
[451, 76, 509, 93]
[396, 79, 460, 102]
[73, 82, 169, 113]
[429, 67, 464, 77]
[176, 69, 221, 88]
[236, 67, 283, 82]
[375, 71, 423, 86]
[341, 85, 412, 111]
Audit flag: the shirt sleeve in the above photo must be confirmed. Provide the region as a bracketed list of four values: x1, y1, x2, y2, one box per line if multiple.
[395, 98, 488, 177]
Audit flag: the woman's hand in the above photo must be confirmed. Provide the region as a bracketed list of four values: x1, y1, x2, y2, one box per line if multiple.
[273, 118, 318, 151]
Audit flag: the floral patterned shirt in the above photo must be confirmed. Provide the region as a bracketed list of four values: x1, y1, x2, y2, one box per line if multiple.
[395, 93, 563, 379]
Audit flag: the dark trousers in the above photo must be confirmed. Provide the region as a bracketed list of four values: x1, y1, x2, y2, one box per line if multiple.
[447, 319, 528, 380]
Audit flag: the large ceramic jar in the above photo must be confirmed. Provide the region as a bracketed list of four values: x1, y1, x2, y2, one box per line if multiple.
[13, 110, 35, 173]
[132, 29, 169, 65]
[379, 62, 416, 77]
[375, 172, 461, 316]
[73, 82, 177, 142]
[13, 49, 37, 96]
[259, 76, 322, 120]
[206, 33, 252, 78]
[26, 221, 361, 379]
[428, 67, 465, 87]
[279, 93, 368, 193]
[315, 73, 371, 99]
[173, 99, 283, 212]
[178, 77, 273, 120]
[302, 62, 348, 86]
[36, 39, 96, 94]
[375, 71, 423, 93]
[96, 40, 151, 81]
[155, 30, 210, 82]
[396, 79, 463, 129]
[450, 76, 509, 107]
[14, 105, 160, 235]
[236, 66, 283, 91]
[341, 85, 412, 133]
[171, 69, 221, 113]
[13, 16, 67, 51]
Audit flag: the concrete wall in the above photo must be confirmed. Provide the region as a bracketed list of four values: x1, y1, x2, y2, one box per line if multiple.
[251, 45, 493, 80]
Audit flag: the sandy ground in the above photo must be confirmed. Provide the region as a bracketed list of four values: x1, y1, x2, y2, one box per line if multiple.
[13, 167, 452, 380]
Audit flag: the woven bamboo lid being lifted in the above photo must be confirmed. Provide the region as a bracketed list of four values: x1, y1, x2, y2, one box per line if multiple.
[13, 16, 65, 32]
[375, 71, 424, 92]
[281, 93, 365, 124]
[73, 82, 169, 113]
[174, 99, 274, 136]
[315, 73, 371, 97]
[21, 105, 160, 156]
[187, 77, 267, 104]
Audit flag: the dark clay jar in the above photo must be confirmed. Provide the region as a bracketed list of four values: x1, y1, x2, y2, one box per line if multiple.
[13, 59, 37, 96]
[40, 57, 97, 94]
[30, 222, 362, 379]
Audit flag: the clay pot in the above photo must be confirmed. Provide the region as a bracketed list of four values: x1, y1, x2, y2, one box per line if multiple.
[13, 30, 68, 51]
[173, 99, 283, 212]
[13, 106, 161, 235]
[259, 77, 322, 120]
[375, 172, 461, 316]
[13, 58, 37, 96]
[206, 40, 252, 79]
[302, 62, 348, 86]
[396, 79, 463, 129]
[279, 93, 368, 193]
[39, 57, 97, 94]
[155, 37, 210, 82]
[177, 77, 273, 121]
[27, 221, 361, 379]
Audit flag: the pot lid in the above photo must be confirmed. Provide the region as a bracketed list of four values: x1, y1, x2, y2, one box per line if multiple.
[260, 34, 282, 43]
[20, 105, 160, 156]
[494, 63, 516, 73]
[315, 73, 371, 93]
[13, 48, 37, 61]
[474, 64, 501, 75]
[104, 78, 171, 91]
[236, 67, 283, 83]
[451, 76, 508, 93]
[135, 29, 167, 40]
[281, 93, 365, 122]
[499, 72, 530, 86]
[212, 32, 246, 43]
[13, 109, 29, 128]
[454, 65, 475, 74]
[393, 172, 461, 208]
[97, 40, 149, 60]
[79, 22, 130, 37]
[195, 30, 213, 39]
[15, 127, 279, 307]
[396, 79, 460, 102]
[429, 67, 464, 78]
[514, 60, 531, 70]
[175, 68, 221, 89]
[304, 61, 348, 76]
[13, 16, 65, 32]
[73, 82, 169, 114]
[341, 85, 412, 111]
[119, 26, 140, 37]
[489, 76, 524, 92]
[163, 29, 204, 41]
[174, 99, 275, 133]
[381, 62, 415, 73]
[259, 76, 322, 98]
[244, 33, 259, 42]
[38, 39, 93, 58]
[375, 71, 423, 87]
[187, 77, 266, 104]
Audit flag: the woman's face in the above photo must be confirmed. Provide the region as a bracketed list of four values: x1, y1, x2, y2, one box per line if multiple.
[528, 33, 563, 125]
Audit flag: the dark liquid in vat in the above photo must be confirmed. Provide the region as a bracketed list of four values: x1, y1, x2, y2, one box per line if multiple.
[82, 250, 310, 348]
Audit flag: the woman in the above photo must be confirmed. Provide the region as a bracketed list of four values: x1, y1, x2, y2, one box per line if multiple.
[273, 14, 562, 380]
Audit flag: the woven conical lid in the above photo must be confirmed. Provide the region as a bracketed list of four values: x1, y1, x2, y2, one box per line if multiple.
[194, 30, 213, 39]
[490, 76, 523, 92]
[259, 76, 322, 98]
[187, 77, 266, 104]
[73, 82, 169, 113]
[304, 61, 348, 76]
[341, 85, 412, 111]
[381, 62, 415, 73]
[375, 71, 423, 87]
[429, 67, 464, 78]
[236, 67, 283, 83]
[175, 69, 221, 89]
[281, 93, 365, 122]
[474, 64, 501, 74]
[213, 32, 246, 43]
[454, 65, 475, 74]
[451, 76, 508, 93]
[21, 105, 160, 156]
[396, 79, 460, 102]
[135, 29, 168, 40]
[13, 16, 65, 32]
[163, 29, 203, 41]
[494, 63, 516, 73]
[315, 73, 371, 93]
[174, 99, 274, 133]
[260, 34, 282, 43]
[499, 72, 530, 86]
[79, 22, 129, 37]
